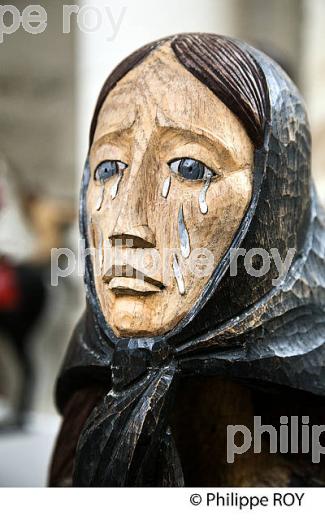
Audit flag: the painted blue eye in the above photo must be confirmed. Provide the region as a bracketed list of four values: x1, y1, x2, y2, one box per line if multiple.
[169, 158, 215, 180]
[94, 160, 128, 183]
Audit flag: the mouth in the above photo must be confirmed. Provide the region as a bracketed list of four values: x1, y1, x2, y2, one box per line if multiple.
[102, 264, 165, 295]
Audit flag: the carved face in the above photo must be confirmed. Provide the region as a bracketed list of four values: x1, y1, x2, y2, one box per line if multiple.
[87, 44, 254, 337]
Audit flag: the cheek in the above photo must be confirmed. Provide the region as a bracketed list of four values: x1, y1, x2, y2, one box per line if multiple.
[186, 173, 252, 250]
[87, 189, 101, 245]
[86, 181, 115, 241]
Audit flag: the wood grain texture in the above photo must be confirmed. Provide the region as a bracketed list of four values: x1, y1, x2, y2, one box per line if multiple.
[87, 44, 254, 337]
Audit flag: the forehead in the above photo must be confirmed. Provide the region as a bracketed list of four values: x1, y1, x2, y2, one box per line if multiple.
[93, 43, 253, 158]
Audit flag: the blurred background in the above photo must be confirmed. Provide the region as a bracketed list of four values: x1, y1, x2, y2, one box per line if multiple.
[0, 0, 324, 486]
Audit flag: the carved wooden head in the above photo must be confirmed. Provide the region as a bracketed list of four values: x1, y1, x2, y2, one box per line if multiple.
[86, 37, 268, 337]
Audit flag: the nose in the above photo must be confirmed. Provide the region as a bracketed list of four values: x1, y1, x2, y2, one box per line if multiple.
[109, 153, 156, 248]
[109, 225, 155, 248]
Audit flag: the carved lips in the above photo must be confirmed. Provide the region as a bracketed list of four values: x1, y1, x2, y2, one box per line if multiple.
[103, 263, 165, 295]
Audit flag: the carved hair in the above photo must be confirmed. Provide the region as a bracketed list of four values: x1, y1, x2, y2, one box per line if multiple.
[89, 33, 269, 148]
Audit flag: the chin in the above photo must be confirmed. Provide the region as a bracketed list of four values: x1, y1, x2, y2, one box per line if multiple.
[106, 297, 176, 338]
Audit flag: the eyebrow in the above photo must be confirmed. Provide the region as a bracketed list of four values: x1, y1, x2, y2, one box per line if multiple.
[92, 112, 240, 165]
[155, 113, 238, 164]
[91, 129, 129, 150]
[91, 113, 136, 150]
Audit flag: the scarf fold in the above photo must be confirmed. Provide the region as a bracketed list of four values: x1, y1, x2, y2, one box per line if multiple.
[73, 339, 183, 486]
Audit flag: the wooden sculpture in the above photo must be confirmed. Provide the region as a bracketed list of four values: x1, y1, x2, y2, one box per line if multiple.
[49, 34, 325, 487]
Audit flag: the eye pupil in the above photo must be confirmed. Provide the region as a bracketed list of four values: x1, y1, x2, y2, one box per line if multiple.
[178, 158, 206, 180]
[94, 160, 127, 182]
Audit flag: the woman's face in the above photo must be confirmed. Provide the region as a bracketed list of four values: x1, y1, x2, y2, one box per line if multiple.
[87, 44, 254, 337]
